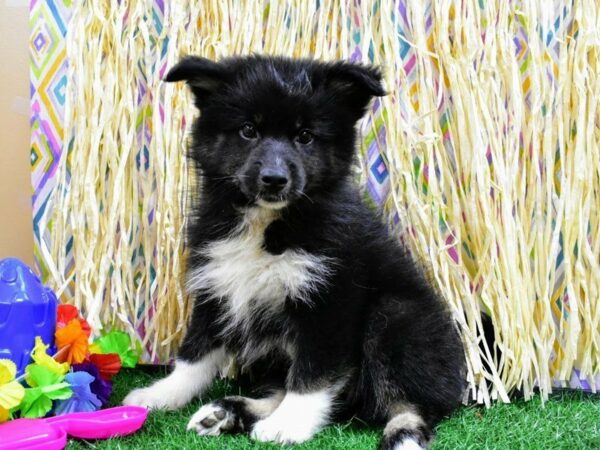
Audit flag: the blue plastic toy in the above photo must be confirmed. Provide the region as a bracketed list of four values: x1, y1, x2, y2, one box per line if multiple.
[0, 258, 58, 375]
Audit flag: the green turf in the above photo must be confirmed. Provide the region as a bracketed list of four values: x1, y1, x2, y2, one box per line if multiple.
[67, 368, 600, 449]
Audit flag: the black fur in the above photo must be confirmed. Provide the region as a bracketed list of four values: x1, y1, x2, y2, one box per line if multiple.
[168, 55, 466, 448]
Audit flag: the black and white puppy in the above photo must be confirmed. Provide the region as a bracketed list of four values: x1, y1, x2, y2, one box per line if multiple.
[124, 55, 466, 450]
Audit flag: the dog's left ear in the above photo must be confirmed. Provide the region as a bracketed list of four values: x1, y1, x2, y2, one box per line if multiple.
[321, 62, 386, 119]
[164, 56, 230, 108]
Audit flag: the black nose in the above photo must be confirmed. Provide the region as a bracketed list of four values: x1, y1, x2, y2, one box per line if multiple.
[260, 168, 289, 191]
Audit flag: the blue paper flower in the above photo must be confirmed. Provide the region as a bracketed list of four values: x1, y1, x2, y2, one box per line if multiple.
[54, 371, 101, 415]
[72, 362, 112, 406]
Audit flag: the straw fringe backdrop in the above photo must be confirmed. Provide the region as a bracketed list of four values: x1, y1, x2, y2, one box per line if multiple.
[30, 0, 599, 405]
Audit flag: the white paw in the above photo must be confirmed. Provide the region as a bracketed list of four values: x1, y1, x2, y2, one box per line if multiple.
[122, 381, 192, 410]
[187, 403, 235, 436]
[394, 438, 426, 450]
[251, 414, 316, 444]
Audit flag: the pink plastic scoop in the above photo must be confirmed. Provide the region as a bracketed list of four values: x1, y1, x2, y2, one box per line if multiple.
[0, 406, 148, 450]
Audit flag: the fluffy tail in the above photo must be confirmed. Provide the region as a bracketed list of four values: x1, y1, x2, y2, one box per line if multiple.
[379, 406, 433, 450]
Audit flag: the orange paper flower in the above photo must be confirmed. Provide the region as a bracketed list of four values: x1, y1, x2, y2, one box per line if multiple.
[55, 319, 89, 364]
[57, 304, 91, 337]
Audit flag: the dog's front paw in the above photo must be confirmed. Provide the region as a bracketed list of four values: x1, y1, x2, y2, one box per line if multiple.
[122, 381, 192, 410]
[187, 402, 236, 436]
[123, 386, 178, 410]
[251, 414, 315, 444]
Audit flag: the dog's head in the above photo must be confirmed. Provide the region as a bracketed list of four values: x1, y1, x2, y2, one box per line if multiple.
[165, 55, 385, 209]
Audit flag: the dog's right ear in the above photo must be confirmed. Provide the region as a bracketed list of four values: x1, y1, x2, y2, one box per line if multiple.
[164, 56, 229, 107]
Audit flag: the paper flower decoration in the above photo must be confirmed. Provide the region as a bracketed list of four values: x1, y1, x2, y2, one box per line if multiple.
[55, 319, 89, 364]
[72, 363, 112, 406]
[92, 331, 140, 368]
[20, 364, 72, 418]
[0, 359, 25, 423]
[57, 304, 91, 336]
[0, 298, 142, 423]
[88, 353, 122, 380]
[31, 337, 69, 376]
[54, 371, 101, 415]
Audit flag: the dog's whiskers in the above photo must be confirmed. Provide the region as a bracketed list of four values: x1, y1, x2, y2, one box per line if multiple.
[295, 190, 314, 204]
[204, 175, 244, 183]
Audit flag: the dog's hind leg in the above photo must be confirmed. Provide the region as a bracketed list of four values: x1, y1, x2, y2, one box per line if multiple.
[187, 390, 285, 436]
[379, 402, 433, 450]
[362, 294, 466, 449]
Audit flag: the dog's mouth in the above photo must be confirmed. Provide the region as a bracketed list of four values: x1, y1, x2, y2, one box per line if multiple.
[256, 193, 289, 210]
[257, 198, 288, 210]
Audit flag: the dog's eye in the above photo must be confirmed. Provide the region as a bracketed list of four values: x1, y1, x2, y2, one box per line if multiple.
[296, 129, 313, 145]
[240, 123, 258, 140]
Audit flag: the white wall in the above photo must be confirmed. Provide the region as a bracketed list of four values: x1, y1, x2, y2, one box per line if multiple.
[0, 1, 34, 266]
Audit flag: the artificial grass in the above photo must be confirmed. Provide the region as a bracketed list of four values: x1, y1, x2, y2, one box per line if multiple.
[67, 368, 600, 450]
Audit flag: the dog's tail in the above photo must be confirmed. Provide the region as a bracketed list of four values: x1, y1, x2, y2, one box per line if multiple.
[378, 404, 432, 450]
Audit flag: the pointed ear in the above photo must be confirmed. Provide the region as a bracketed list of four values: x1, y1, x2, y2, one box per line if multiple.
[164, 56, 229, 107]
[321, 62, 386, 119]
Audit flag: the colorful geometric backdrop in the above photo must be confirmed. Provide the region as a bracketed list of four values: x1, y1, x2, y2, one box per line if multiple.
[30, 0, 599, 404]
[30, 0, 70, 273]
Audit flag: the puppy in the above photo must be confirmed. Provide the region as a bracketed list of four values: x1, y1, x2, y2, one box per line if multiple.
[124, 55, 466, 450]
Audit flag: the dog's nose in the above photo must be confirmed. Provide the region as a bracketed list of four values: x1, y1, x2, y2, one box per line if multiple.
[260, 168, 289, 191]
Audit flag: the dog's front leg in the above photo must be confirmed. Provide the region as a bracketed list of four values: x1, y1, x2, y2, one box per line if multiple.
[250, 387, 338, 444]
[123, 299, 226, 410]
[250, 342, 345, 444]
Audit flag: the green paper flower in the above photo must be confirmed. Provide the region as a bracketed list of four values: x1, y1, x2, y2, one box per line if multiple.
[92, 331, 140, 368]
[20, 364, 72, 418]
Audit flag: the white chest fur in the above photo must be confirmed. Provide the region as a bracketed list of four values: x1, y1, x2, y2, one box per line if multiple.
[187, 208, 332, 325]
